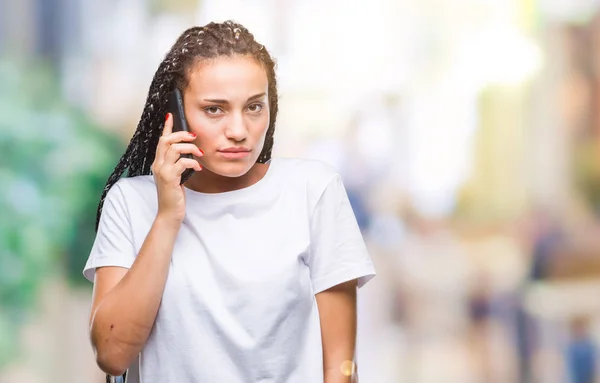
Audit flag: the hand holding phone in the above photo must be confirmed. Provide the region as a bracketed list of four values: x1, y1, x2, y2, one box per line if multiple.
[150, 90, 203, 222]
[167, 88, 197, 185]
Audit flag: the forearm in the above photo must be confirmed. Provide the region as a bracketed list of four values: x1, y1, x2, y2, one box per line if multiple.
[317, 280, 359, 383]
[325, 367, 358, 383]
[91, 215, 180, 375]
[324, 355, 358, 383]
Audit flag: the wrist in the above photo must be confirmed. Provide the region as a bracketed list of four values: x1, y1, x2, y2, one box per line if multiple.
[154, 213, 183, 233]
[324, 363, 358, 383]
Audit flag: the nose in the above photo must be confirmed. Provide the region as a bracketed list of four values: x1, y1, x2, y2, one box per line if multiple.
[224, 112, 247, 142]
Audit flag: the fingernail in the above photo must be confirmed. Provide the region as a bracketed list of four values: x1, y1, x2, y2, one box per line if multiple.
[199, 149, 204, 155]
[165, 113, 170, 121]
[189, 132, 197, 138]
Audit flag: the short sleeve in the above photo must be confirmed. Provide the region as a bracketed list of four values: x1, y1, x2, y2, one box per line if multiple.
[82, 182, 136, 282]
[308, 175, 376, 294]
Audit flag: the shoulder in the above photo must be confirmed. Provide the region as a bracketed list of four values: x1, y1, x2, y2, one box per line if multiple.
[271, 157, 343, 201]
[273, 157, 340, 184]
[107, 175, 155, 202]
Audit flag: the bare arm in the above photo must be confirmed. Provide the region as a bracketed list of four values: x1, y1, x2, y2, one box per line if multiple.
[89, 113, 203, 376]
[316, 279, 359, 383]
[89, 215, 180, 376]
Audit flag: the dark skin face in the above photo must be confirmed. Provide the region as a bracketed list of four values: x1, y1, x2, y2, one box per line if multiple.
[182, 55, 271, 194]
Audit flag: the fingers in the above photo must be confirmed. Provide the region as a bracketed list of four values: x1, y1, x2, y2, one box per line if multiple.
[162, 113, 173, 137]
[155, 129, 199, 167]
[155, 157, 202, 184]
[164, 143, 204, 165]
[175, 158, 203, 173]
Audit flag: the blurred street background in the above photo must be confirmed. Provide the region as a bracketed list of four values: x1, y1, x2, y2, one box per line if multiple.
[2, 0, 600, 382]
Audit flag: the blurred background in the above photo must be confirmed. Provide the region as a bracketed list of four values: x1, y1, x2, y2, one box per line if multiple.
[2, 0, 600, 382]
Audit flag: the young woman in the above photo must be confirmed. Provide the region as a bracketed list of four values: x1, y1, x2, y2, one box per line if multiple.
[84, 20, 376, 383]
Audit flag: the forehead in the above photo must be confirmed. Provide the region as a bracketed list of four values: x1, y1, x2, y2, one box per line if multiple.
[186, 55, 268, 96]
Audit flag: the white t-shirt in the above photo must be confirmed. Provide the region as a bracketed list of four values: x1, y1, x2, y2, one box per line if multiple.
[83, 157, 376, 383]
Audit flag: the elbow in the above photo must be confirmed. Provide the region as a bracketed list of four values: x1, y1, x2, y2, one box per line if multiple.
[95, 348, 130, 377]
[90, 309, 141, 376]
[91, 328, 132, 377]
[90, 315, 132, 376]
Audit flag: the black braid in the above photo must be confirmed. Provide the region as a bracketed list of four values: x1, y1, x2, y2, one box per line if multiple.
[95, 21, 278, 231]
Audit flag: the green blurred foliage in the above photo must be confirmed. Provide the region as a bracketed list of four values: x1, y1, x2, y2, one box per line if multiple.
[0, 58, 124, 367]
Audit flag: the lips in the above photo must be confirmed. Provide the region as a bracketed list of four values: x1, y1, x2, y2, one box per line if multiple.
[217, 148, 251, 159]
[219, 147, 250, 153]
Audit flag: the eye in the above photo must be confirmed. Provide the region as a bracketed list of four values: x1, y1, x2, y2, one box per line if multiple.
[204, 106, 224, 115]
[246, 103, 264, 113]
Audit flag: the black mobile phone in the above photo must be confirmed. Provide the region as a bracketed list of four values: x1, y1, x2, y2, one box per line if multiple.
[167, 88, 195, 185]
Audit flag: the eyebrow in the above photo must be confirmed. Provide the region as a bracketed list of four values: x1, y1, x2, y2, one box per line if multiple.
[203, 92, 267, 104]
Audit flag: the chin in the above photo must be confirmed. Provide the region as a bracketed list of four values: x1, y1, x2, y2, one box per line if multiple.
[209, 160, 256, 178]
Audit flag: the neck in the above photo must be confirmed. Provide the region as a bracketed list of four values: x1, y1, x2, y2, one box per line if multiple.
[184, 162, 269, 194]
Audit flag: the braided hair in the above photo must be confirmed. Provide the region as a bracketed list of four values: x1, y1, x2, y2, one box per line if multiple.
[95, 21, 278, 231]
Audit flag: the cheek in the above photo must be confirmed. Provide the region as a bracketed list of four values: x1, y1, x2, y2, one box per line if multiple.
[193, 131, 217, 151]
[186, 114, 218, 143]
[252, 115, 270, 138]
